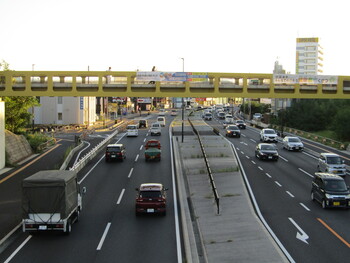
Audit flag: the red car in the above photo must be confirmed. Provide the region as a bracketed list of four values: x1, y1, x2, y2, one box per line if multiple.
[135, 183, 168, 216]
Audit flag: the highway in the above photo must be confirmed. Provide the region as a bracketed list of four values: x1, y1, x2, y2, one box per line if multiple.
[0, 114, 182, 263]
[210, 112, 350, 263]
[1, 108, 350, 262]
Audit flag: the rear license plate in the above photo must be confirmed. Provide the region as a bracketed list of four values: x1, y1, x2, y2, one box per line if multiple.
[111, 155, 116, 158]
[147, 209, 155, 213]
[268, 156, 272, 159]
[39, 225, 47, 230]
[333, 202, 340, 206]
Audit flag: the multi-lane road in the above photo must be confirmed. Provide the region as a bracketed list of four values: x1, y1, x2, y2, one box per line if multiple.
[1, 109, 350, 262]
[211, 112, 350, 263]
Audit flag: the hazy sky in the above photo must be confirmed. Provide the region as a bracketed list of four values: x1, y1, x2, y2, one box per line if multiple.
[1, 0, 349, 75]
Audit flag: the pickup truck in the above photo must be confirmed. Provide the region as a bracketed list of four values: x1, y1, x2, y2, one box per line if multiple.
[22, 170, 86, 234]
[144, 139, 161, 161]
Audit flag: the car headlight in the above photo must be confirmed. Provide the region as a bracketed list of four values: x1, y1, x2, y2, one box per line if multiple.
[325, 194, 333, 199]
[346, 194, 350, 199]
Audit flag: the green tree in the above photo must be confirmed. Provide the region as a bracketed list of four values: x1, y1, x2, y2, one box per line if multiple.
[1, 97, 39, 133]
[332, 107, 350, 141]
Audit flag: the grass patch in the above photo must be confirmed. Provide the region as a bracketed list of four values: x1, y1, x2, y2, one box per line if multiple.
[25, 133, 54, 153]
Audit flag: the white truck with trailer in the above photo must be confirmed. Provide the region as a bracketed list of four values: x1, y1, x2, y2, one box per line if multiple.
[22, 170, 86, 234]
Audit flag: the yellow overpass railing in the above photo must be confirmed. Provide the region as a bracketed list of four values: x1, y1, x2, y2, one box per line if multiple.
[1, 71, 350, 98]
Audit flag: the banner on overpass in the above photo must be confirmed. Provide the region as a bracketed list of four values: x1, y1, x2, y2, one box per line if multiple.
[136, 72, 208, 82]
[273, 74, 338, 85]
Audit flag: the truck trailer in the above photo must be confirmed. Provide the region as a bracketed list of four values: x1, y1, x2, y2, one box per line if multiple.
[22, 170, 86, 234]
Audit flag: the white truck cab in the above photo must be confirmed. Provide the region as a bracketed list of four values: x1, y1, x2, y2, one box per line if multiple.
[126, 124, 139, 137]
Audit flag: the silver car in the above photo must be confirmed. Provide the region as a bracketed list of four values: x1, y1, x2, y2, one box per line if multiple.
[282, 136, 304, 151]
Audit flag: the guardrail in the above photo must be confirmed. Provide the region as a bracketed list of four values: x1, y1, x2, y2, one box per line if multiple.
[188, 118, 220, 214]
[68, 121, 130, 173]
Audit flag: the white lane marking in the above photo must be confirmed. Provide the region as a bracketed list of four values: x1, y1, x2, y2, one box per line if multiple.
[140, 145, 143, 151]
[286, 191, 295, 198]
[288, 217, 309, 244]
[97, 223, 111, 250]
[236, 147, 240, 151]
[246, 155, 250, 159]
[169, 127, 182, 263]
[300, 203, 311, 211]
[250, 139, 257, 143]
[73, 141, 91, 166]
[275, 181, 282, 187]
[117, 189, 125, 205]
[251, 161, 256, 165]
[258, 166, 263, 171]
[241, 134, 246, 137]
[135, 154, 139, 162]
[302, 151, 318, 160]
[298, 168, 314, 178]
[241, 151, 245, 155]
[279, 155, 288, 162]
[143, 138, 147, 142]
[230, 143, 295, 262]
[78, 134, 125, 184]
[128, 168, 134, 178]
[266, 173, 272, 178]
[4, 235, 32, 263]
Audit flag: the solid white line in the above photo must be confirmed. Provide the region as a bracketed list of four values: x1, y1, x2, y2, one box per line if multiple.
[4, 235, 32, 263]
[140, 145, 143, 151]
[128, 168, 134, 178]
[230, 143, 295, 262]
[265, 173, 272, 178]
[258, 166, 263, 171]
[169, 128, 182, 263]
[279, 155, 288, 162]
[286, 191, 295, 198]
[298, 168, 314, 178]
[73, 141, 91, 166]
[300, 203, 311, 211]
[135, 154, 139, 162]
[275, 181, 282, 187]
[117, 189, 125, 205]
[96, 223, 111, 250]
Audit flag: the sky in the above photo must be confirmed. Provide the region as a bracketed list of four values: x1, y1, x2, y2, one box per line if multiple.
[1, 0, 349, 75]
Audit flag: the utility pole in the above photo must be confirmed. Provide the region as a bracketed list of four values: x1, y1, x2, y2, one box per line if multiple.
[181, 58, 185, 143]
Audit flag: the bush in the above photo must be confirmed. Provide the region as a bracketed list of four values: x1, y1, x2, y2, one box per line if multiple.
[25, 133, 52, 153]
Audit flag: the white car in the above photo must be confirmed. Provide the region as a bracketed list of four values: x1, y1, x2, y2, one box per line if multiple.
[158, 109, 166, 116]
[260, 128, 278, 143]
[317, 153, 346, 176]
[282, 136, 304, 151]
[150, 123, 161, 136]
[171, 110, 178, 116]
[157, 116, 166, 127]
[126, 124, 138, 137]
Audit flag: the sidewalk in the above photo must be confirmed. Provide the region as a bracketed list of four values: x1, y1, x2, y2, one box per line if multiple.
[173, 117, 288, 262]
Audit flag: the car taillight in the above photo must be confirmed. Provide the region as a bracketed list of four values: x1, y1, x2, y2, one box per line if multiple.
[26, 224, 33, 228]
[106, 152, 110, 156]
[56, 224, 64, 228]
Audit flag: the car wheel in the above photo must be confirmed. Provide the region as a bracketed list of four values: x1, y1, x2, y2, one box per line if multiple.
[65, 220, 72, 235]
[322, 200, 327, 209]
[311, 192, 315, 201]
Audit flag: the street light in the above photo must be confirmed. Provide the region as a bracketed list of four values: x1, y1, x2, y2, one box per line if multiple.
[181, 58, 185, 143]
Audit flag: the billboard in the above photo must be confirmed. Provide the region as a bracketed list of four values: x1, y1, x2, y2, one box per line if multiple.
[273, 74, 338, 85]
[136, 72, 208, 82]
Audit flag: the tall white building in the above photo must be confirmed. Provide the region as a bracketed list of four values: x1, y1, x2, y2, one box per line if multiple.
[34, 97, 96, 126]
[296, 37, 323, 74]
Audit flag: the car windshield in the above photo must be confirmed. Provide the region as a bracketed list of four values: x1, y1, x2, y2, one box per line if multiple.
[324, 180, 348, 192]
[228, 126, 239, 131]
[139, 191, 162, 198]
[261, 145, 275, 150]
[205, 113, 212, 116]
[127, 126, 136, 130]
[236, 120, 244, 124]
[327, 156, 343, 164]
[288, 138, 300, 142]
[152, 124, 160, 128]
[264, 130, 276, 134]
[107, 147, 121, 152]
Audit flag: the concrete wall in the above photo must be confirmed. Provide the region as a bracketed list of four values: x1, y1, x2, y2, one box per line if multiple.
[0, 101, 4, 169]
[5, 130, 33, 165]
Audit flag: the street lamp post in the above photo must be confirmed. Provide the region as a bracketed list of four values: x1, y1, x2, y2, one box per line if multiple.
[181, 58, 185, 143]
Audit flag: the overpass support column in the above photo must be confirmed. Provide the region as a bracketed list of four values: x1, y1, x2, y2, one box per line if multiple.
[0, 100, 5, 169]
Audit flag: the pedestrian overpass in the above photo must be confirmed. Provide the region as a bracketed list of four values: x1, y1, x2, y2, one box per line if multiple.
[1, 71, 350, 99]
